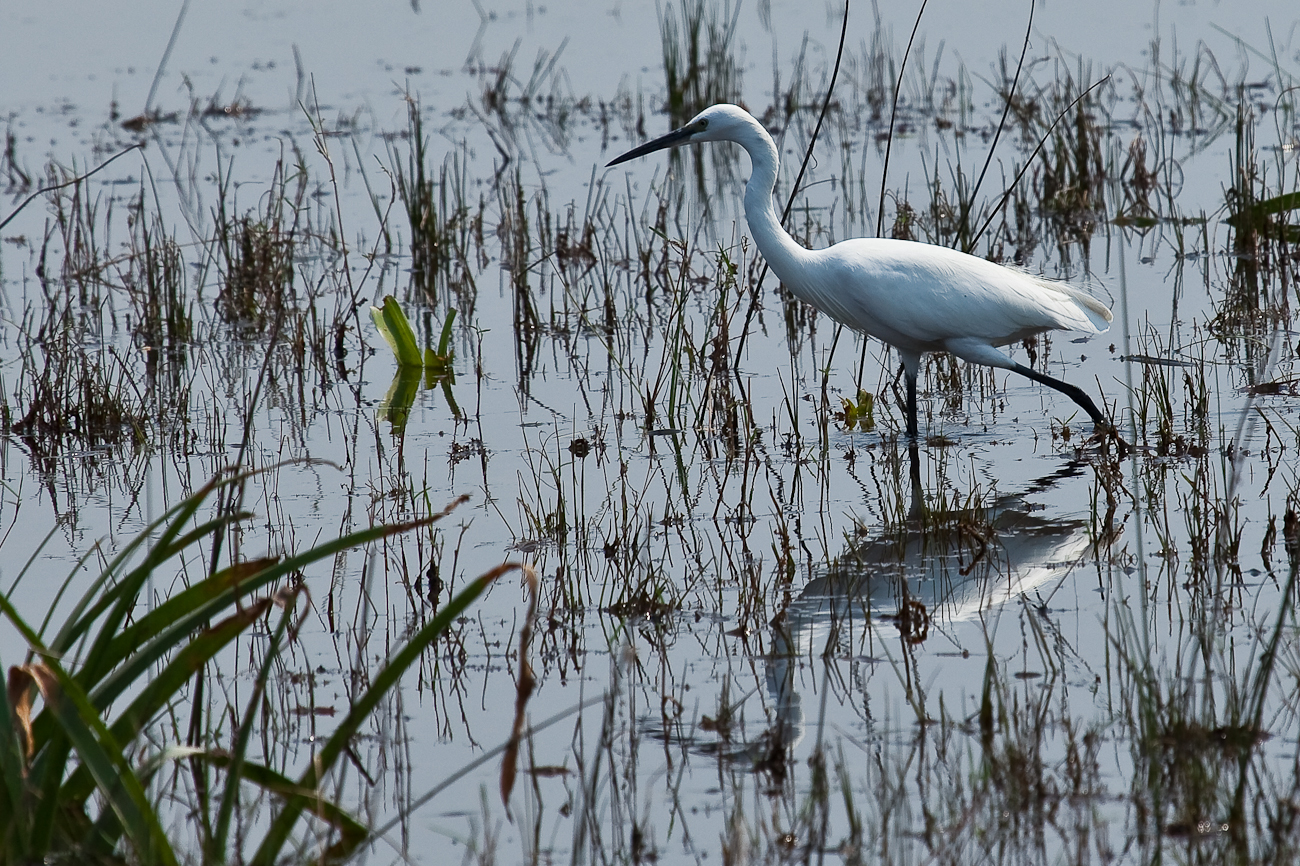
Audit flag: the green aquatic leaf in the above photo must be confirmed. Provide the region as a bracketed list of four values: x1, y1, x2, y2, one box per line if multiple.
[369, 295, 424, 368]
[378, 365, 424, 433]
[1226, 191, 1300, 234]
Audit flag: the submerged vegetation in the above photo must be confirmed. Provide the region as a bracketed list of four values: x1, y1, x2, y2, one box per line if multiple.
[1, 0, 1300, 862]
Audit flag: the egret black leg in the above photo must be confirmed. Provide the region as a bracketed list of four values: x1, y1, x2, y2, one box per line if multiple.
[1010, 362, 1105, 426]
[907, 438, 923, 520]
[905, 368, 919, 438]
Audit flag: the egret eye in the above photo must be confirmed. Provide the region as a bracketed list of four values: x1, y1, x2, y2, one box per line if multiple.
[695, 119, 709, 131]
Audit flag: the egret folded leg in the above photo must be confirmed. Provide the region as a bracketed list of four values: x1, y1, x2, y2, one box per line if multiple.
[1010, 362, 1106, 427]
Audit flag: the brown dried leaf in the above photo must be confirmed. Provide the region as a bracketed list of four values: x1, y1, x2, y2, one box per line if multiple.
[7, 664, 39, 762]
[500, 564, 539, 817]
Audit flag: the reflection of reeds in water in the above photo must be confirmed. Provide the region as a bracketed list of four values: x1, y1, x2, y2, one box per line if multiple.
[658, 0, 743, 129]
[7, 5, 1300, 861]
[1217, 101, 1300, 352]
[10, 173, 155, 474]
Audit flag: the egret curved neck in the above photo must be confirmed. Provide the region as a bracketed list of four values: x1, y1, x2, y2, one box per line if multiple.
[736, 126, 809, 289]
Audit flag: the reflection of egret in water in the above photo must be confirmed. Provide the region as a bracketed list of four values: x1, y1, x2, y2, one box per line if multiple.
[794, 460, 1089, 646]
[762, 447, 1094, 763]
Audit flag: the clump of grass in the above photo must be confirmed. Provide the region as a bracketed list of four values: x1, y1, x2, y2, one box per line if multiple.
[393, 94, 480, 309]
[212, 161, 301, 330]
[0, 470, 510, 864]
[1114, 133, 1161, 227]
[125, 193, 192, 359]
[495, 169, 542, 379]
[1218, 101, 1300, 340]
[1034, 69, 1110, 246]
[8, 321, 149, 464]
[49, 167, 112, 308]
[214, 217, 295, 328]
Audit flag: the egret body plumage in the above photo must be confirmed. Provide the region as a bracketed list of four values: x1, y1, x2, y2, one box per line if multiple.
[607, 104, 1114, 439]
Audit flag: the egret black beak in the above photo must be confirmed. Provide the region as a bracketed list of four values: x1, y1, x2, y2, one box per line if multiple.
[606, 124, 698, 167]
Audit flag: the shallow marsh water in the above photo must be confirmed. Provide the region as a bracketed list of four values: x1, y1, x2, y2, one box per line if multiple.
[2, 0, 1300, 863]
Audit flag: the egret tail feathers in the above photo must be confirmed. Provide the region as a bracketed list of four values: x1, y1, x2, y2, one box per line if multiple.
[1037, 278, 1112, 332]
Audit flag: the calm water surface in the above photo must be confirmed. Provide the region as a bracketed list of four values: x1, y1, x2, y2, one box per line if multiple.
[2, 0, 1299, 862]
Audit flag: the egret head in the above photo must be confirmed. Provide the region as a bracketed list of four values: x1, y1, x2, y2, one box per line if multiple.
[606, 104, 753, 167]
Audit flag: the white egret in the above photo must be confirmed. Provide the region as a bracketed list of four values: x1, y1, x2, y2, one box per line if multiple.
[607, 104, 1116, 441]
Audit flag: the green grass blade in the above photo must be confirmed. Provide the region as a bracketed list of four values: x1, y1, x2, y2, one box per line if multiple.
[436, 306, 456, 356]
[32, 518, 431, 765]
[62, 511, 246, 679]
[211, 594, 299, 860]
[46, 483, 233, 659]
[423, 308, 457, 375]
[370, 295, 423, 367]
[1253, 191, 1300, 217]
[30, 515, 433, 756]
[1226, 191, 1300, 229]
[91, 558, 275, 696]
[53, 467, 292, 669]
[73, 515, 430, 722]
[207, 756, 369, 861]
[27, 515, 443, 832]
[250, 563, 518, 865]
[22, 662, 178, 866]
[76, 745, 197, 860]
[26, 554, 264, 767]
[91, 516, 434, 702]
[57, 598, 273, 806]
[7, 468, 467, 863]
